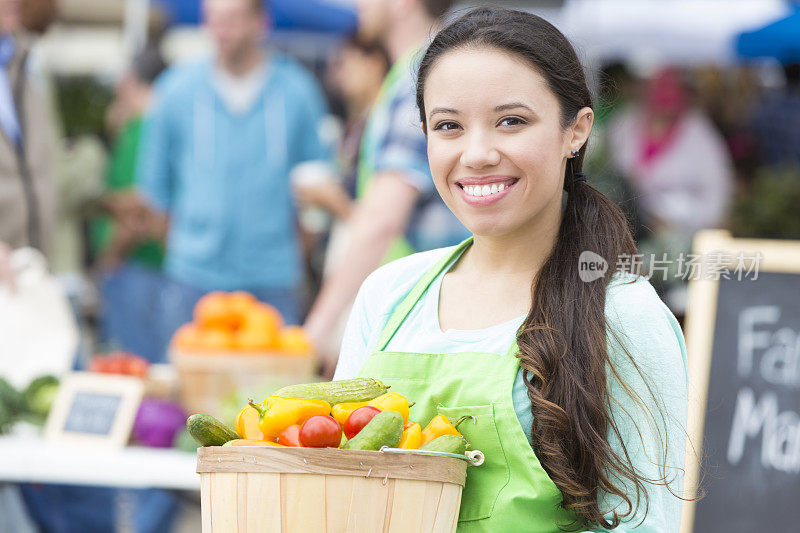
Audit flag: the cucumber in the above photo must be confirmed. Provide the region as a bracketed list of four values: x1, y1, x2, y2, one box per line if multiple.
[420, 435, 468, 455]
[342, 411, 403, 450]
[186, 414, 240, 447]
[274, 378, 389, 405]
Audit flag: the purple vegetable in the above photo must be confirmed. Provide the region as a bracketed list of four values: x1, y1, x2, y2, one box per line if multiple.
[133, 399, 187, 448]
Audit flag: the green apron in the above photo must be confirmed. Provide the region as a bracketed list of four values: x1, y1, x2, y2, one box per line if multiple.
[357, 239, 577, 532]
[356, 48, 418, 263]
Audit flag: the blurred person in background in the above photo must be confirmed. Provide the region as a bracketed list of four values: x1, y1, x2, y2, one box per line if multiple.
[304, 0, 470, 374]
[295, 35, 389, 278]
[297, 36, 390, 225]
[21, 0, 107, 281]
[749, 62, 800, 168]
[92, 46, 167, 363]
[607, 67, 733, 301]
[138, 0, 332, 350]
[608, 67, 733, 235]
[0, 0, 56, 286]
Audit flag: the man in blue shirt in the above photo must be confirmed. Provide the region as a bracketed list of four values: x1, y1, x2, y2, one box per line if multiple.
[138, 0, 332, 344]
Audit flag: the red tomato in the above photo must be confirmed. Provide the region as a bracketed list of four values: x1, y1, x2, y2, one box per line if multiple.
[104, 356, 126, 374]
[299, 415, 342, 448]
[278, 425, 302, 447]
[343, 406, 381, 440]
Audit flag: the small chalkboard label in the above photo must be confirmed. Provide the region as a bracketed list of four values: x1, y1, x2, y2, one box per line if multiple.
[681, 230, 800, 533]
[45, 372, 144, 448]
[63, 392, 122, 436]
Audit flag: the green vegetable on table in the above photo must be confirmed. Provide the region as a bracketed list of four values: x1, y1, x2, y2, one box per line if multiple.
[24, 375, 60, 421]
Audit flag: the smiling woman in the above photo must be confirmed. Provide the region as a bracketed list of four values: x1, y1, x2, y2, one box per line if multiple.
[334, 6, 690, 533]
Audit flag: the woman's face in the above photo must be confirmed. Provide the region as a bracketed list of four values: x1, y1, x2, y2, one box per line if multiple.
[424, 47, 578, 239]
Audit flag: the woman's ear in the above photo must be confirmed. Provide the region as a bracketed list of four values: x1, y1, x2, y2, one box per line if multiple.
[566, 107, 594, 156]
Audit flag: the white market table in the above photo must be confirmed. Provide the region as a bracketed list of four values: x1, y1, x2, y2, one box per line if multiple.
[0, 435, 199, 490]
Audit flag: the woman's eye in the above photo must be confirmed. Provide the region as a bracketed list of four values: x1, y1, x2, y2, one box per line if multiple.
[499, 116, 526, 127]
[433, 121, 461, 132]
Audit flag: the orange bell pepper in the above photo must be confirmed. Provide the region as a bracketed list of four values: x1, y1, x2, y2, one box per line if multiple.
[420, 414, 473, 446]
[248, 396, 331, 439]
[399, 421, 422, 449]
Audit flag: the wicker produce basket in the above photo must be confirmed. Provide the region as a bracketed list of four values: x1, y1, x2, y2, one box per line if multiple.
[196, 446, 483, 532]
[170, 350, 316, 418]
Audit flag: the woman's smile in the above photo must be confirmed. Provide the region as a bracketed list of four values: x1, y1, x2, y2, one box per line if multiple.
[455, 176, 520, 206]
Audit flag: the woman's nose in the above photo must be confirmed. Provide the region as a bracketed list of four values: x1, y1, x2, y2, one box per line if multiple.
[459, 131, 501, 169]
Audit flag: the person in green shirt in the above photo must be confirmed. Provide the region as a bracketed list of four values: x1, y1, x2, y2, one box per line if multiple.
[92, 47, 167, 363]
[93, 47, 167, 270]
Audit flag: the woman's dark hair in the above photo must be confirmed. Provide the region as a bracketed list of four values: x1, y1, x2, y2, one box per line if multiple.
[416, 7, 672, 529]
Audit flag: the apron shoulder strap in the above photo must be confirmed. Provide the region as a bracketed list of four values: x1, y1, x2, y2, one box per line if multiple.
[375, 237, 473, 351]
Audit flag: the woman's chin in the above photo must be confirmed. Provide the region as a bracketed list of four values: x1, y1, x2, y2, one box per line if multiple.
[461, 218, 518, 239]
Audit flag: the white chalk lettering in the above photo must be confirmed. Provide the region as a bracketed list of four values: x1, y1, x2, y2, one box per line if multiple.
[727, 388, 800, 473]
[738, 306, 780, 379]
[759, 327, 800, 388]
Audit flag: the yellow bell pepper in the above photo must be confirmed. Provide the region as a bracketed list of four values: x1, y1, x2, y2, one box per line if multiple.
[248, 396, 331, 438]
[368, 392, 411, 424]
[420, 414, 473, 446]
[331, 401, 369, 426]
[399, 421, 422, 449]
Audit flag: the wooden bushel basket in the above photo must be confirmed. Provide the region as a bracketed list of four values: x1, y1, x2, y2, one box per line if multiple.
[197, 446, 483, 532]
[170, 350, 316, 418]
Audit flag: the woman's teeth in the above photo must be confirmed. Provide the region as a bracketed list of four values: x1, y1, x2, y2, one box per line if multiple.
[464, 183, 507, 197]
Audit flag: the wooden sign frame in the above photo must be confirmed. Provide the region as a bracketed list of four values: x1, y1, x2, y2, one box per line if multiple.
[680, 229, 800, 533]
[45, 371, 144, 448]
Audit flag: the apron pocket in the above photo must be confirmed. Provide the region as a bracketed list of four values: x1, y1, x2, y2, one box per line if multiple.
[436, 403, 509, 522]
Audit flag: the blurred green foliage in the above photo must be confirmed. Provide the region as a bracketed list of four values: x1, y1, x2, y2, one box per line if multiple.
[731, 165, 800, 240]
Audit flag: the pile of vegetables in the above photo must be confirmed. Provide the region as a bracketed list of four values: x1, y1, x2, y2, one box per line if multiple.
[186, 378, 470, 455]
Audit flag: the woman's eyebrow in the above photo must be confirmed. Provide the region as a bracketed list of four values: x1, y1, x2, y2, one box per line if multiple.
[495, 102, 537, 115]
[429, 107, 460, 118]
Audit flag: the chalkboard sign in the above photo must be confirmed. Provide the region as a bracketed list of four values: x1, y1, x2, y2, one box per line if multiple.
[45, 372, 144, 448]
[681, 230, 800, 533]
[63, 392, 122, 435]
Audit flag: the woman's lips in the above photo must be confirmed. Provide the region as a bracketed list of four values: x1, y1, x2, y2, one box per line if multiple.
[456, 177, 519, 206]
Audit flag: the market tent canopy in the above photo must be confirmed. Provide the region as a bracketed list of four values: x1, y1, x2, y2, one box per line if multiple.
[560, 0, 790, 66]
[154, 0, 357, 33]
[736, 5, 800, 62]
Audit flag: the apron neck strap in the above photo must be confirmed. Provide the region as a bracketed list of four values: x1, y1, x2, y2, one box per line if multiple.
[375, 237, 473, 351]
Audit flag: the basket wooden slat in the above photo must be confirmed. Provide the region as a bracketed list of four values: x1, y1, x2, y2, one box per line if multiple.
[197, 447, 466, 532]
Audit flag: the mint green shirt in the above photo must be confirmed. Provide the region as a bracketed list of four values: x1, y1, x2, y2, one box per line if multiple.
[335, 245, 689, 532]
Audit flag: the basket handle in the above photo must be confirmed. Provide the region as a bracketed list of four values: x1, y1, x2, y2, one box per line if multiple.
[379, 446, 485, 466]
